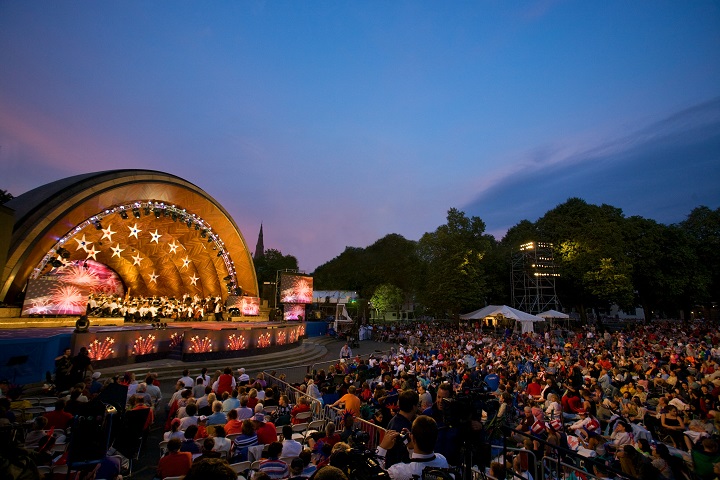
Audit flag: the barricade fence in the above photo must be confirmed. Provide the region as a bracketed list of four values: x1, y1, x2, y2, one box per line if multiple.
[263, 372, 387, 451]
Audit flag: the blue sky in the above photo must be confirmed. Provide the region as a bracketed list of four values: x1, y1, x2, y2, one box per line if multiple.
[1, 1, 719, 272]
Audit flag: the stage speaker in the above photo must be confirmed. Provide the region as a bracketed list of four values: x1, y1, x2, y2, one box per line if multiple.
[74, 315, 90, 333]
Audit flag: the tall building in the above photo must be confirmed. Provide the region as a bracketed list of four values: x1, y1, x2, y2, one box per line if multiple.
[254, 223, 265, 260]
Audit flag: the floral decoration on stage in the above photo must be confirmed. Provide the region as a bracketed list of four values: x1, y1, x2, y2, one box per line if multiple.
[277, 331, 286, 345]
[289, 329, 298, 343]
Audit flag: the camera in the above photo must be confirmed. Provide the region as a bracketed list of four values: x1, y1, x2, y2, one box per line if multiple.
[397, 431, 410, 445]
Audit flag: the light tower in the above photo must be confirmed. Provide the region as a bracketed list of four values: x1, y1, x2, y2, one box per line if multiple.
[511, 241, 560, 314]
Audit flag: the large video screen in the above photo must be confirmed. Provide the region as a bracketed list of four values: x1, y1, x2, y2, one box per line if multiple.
[22, 260, 125, 316]
[279, 273, 313, 304]
[240, 297, 260, 316]
[283, 304, 305, 321]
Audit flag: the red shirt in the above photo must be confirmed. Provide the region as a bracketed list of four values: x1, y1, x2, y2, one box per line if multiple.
[255, 421, 277, 445]
[157, 451, 192, 479]
[43, 410, 73, 430]
[224, 419, 243, 435]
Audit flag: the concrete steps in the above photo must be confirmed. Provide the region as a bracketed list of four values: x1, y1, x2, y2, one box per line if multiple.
[96, 338, 330, 385]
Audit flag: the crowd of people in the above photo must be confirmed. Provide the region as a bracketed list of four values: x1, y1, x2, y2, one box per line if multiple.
[3, 318, 720, 480]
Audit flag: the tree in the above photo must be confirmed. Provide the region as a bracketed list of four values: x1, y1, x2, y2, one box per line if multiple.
[417, 208, 491, 318]
[312, 234, 422, 300]
[535, 198, 631, 319]
[681, 206, 720, 307]
[253, 248, 299, 286]
[0, 189, 13, 205]
[370, 284, 404, 318]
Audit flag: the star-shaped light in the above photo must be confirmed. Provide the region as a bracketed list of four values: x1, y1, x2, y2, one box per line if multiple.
[132, 253, 143, 266]
[74, 235, 92, 251]
[149, 271, 159, 283]
[168, 241, 180, 254]
[150, 230, 161, 243]
[182, 256, 191, 269]
[101, 225, 116, 242]
[85, 245, 99, 260]
[189, 274, 199, 286]
[111, 244, 124, 258]
[128, 223, 142, 239]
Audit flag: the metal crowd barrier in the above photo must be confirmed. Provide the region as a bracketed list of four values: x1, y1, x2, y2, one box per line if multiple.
[261, 372, 388, 451]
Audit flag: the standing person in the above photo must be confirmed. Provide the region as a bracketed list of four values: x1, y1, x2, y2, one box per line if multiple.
[70, 347, 93, 385]
[54, 348, 73, 392]
[384, 389, 419, 467]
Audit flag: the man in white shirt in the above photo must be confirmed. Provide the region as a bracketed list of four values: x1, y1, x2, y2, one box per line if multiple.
[280, 425, 303, 458]
[376, 415, 450, 480]
[178, 369, 194, 389]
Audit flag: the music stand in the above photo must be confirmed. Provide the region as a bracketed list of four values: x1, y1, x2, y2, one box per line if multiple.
[6, 355, 29, 384]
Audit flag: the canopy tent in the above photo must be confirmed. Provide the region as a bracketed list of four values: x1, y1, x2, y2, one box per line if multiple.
[460, 305, 543, 334]
[538, 310, 569, 320]
[538, 309, 571, 328]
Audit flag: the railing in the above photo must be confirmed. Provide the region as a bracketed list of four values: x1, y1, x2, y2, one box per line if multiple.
[499, 425, 631, 480]
[262, 371, 388, 451]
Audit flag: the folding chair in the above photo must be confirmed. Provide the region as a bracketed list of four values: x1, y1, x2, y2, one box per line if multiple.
[294, 411, 313, 424]
[291, 423, 309, 442]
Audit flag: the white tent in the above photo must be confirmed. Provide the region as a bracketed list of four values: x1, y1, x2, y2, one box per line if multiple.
[460, 305, 543, 333]
[538, 309, 571, 328]
[538, 310, 569, 320]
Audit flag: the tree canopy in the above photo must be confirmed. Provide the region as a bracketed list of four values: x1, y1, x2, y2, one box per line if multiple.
[309, 200, 717, 321]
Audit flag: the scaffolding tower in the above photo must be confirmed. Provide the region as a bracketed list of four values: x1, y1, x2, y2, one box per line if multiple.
[512, 241, 561, 315]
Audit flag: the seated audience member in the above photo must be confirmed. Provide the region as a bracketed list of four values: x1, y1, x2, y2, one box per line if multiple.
[224, 408, 243, 435]
[179, 403, 199, 430]
[184, 458, 237, 480]
[180, 425, 201, 454]
[193, 437, 223, 463]
[211, 425, 232, 455]
[288, 457, 306, 480]
[164, 418, 185, 441]
[692, 438, 720, 480]
[43, 399, 74, 430]
[281, 424, 303, 458]
[207, 400, 227, 426]
[253, 413, 278, 445]
[258, 441, 289, 479]
[157, 438, 193, 479]
[237, 395, 254, 420]
[232, 419, 259, 462]
[290, 396, 312, 424]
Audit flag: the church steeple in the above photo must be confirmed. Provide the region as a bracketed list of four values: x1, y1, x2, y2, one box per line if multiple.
[254, 223, 265, 260]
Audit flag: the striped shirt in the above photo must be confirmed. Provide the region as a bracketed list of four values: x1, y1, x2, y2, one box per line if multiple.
[259, 458, 289, 479]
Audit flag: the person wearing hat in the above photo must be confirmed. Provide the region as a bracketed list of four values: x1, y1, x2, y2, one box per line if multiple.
[253, 412, 277, 445]
[89, 371, 103, 394]
[568, 409, 601, 441]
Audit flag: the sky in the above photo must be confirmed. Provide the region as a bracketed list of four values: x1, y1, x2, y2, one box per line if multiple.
[1, 1, 719, 273]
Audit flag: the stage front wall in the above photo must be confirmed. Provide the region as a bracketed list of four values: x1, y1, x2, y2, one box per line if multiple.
[72, 323, 306, 365]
